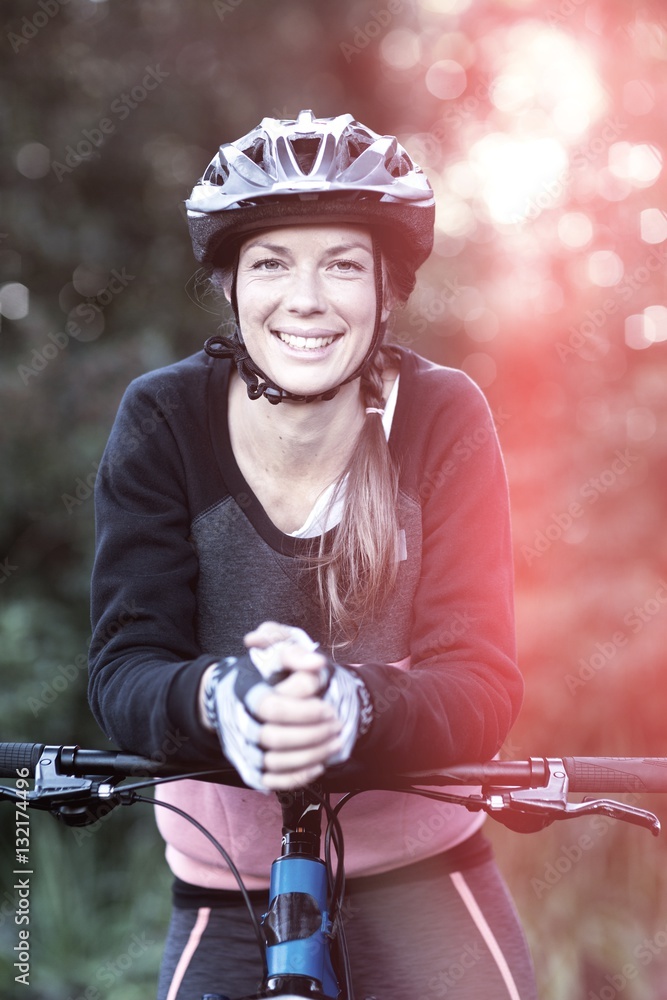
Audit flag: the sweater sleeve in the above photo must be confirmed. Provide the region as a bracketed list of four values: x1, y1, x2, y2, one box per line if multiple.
[88, 373, 222, 763]
[346, 368, 522, 774]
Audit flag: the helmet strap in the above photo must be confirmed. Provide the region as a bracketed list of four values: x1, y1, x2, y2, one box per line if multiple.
[205, 233, 385, 405]
[335, 233, 384, 390]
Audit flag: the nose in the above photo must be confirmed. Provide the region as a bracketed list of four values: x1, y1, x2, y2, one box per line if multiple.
[284, 265, 325, 314]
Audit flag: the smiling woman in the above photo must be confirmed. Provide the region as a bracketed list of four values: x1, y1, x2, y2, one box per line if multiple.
[87, 110, 536, 1000]
[234, 226, 381, 397]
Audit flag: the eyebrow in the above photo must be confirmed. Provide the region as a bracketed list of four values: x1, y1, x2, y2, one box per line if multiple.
[241, 239, 373, 256]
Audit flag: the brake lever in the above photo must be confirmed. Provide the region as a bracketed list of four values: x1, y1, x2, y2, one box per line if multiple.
[24, 746, 123, 827]
[481, 758, 661, 836]
[565, 798, 660, 835]
[484, 792, 660, 836]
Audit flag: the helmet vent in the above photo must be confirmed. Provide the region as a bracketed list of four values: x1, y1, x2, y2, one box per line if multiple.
[387, 151, 412, 178]
[203, 159, 228, 185]
[288, 137, 322, 174]
[345, 132, 373, 162]
[243, 138, 267, 167]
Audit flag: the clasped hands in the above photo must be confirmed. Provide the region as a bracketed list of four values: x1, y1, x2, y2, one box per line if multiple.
[200, 622, 361, 792]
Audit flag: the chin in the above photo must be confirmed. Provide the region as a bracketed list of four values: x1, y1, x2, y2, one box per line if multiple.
[279, 380, 337, 400]
[266, 362, 347, 400]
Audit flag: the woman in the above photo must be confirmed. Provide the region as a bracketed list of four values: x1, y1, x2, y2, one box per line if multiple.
[89, 110, 537, 999]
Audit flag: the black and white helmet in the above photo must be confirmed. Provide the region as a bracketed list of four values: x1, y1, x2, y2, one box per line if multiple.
[186, 110, 435, 273]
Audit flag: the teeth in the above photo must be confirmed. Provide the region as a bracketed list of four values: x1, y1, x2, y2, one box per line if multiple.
[278, 332, 336, 350]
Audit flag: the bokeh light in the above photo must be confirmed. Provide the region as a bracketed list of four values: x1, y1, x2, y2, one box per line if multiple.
[15, 142, 51, 179]
[469, 133, 569, 225]
[488, 22, 605, 137]
[0, 282, 29, 320]
[418, 0, 473, 13]
[380, 28, 421, 70]
[587, 250, 624, 287]
[460, 351, 497, 387]
[558, 212, 594, 249]
[608, 142, 663, 187]
[644, 304, 667, 342]
[421, 23, 615, 230]
[626, 407, 658, 441]
[425, 59, 467, 100]
[624, 312, 662, 350]
[640, 208, 667, 243]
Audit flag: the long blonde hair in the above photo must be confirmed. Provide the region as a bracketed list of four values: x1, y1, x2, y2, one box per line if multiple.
[315, 342, 401, 649]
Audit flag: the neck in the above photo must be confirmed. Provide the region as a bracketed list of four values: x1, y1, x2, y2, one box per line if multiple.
[228, 372, 366, 483]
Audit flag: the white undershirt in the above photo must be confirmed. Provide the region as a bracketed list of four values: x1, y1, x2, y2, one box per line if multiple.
[289, 375, 400, 539]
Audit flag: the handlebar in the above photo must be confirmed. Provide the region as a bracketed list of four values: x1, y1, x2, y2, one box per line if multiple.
[5, 743, 663, 1000]
[5, 742, 667, 793]
[1, 742, 664, 836]
[0, 741, 236, 781]
[405, 757, 667, 794]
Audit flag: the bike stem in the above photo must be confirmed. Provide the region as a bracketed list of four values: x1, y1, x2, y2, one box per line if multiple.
[254, 789, 339, 1000]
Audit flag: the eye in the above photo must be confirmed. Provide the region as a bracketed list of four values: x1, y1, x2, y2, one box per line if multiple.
[331, 259, 365, 273]
[250, 258, 283, 271]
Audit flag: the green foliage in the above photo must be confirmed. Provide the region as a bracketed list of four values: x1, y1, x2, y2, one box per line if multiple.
[0, 805, 171, 999]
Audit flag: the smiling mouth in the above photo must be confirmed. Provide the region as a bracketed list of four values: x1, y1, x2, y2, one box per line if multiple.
[276, 332, 339, 350]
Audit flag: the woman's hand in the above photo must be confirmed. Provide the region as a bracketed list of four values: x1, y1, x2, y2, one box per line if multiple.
[242, 622, 343, 790]
[199, 621, 343, 791]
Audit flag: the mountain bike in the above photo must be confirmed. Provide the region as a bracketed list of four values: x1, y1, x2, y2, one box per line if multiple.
[2, 741, 666, 1000]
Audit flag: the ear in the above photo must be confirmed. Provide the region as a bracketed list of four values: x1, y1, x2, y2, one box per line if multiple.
[381, 284, 398, 324]
[211, 267, 233, 303]
[380, 256, 400, 322]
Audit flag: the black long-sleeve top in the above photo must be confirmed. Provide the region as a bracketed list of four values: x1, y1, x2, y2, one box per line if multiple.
[89, 346, 522, 774]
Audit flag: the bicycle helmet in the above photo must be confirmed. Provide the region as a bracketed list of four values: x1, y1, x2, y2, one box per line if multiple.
[185, 110, 435, 404]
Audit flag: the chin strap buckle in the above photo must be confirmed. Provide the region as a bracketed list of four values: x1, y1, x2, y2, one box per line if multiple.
[204, 333, 343, 405]
[261, 385, 285, 405]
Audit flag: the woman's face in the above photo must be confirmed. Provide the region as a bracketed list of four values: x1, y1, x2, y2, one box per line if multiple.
[233, 223, 389, 399]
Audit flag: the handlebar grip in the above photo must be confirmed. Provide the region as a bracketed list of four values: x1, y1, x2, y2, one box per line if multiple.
[0, 742, 45, 777]
[563, 757, 667, 793]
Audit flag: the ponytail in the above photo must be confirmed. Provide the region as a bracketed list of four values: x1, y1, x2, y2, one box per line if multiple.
[315, 344, 401, 650]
